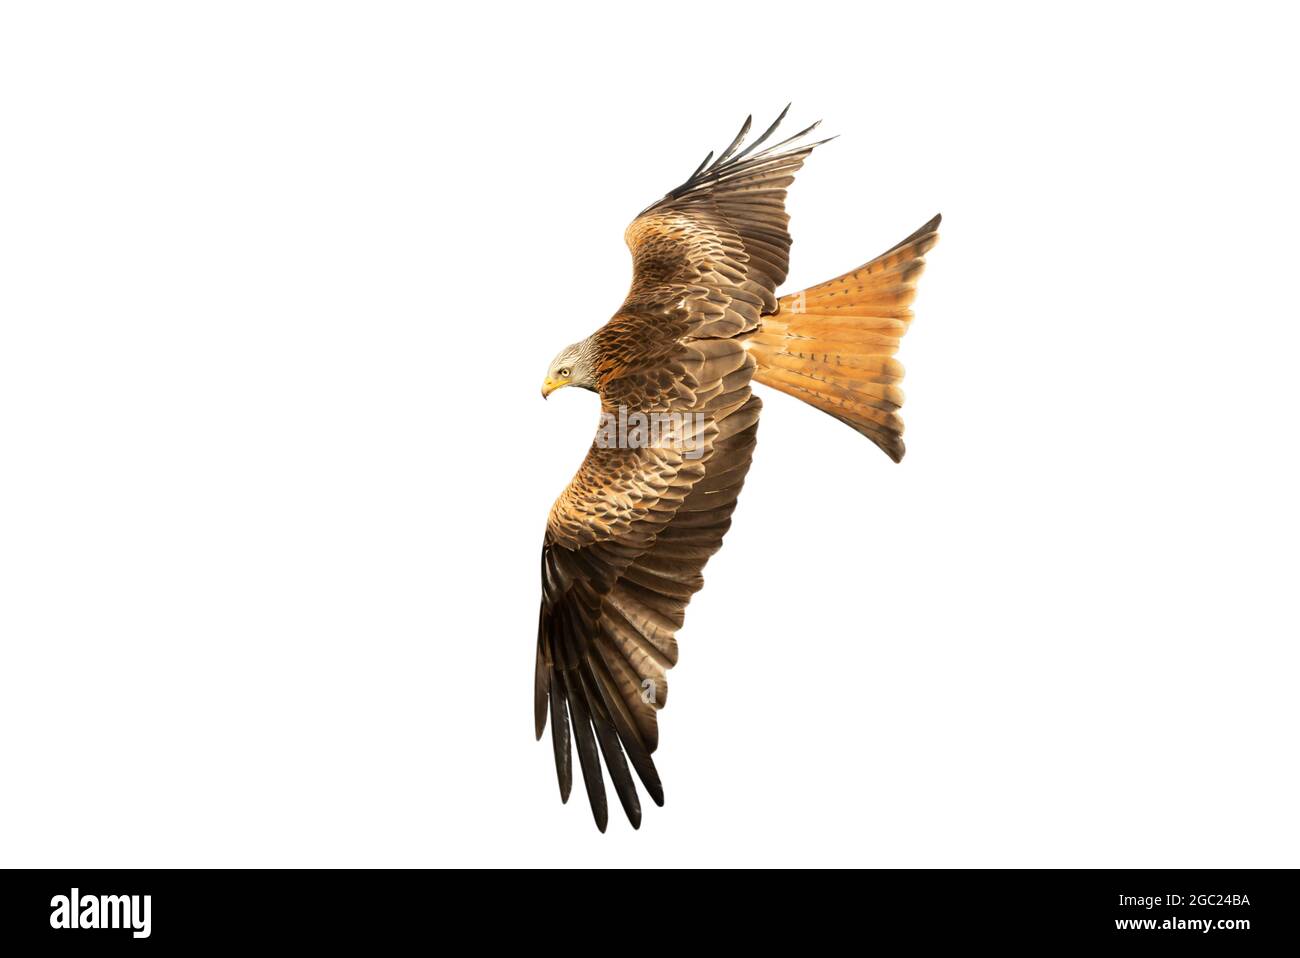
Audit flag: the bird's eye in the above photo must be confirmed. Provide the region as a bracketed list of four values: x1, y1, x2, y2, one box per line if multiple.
[557, 367, 570, 378]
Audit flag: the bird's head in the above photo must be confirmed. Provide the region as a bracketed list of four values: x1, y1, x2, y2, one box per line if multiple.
[542, 340, 598, 399]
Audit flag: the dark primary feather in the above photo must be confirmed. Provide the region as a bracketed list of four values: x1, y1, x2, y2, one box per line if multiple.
[547, 673, 571, 802]
[706, 114, 752, 172]
[687, 150, 714, 182]
[582, 664, 641, 827]
[731, 102, 791, 163]
[562, 667, 607, 832]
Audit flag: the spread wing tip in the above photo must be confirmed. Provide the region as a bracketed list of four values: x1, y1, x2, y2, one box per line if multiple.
[649, 105, 833, 212]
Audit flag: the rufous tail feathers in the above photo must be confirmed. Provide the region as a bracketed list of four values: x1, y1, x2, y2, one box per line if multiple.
[748, 214, 941, 462]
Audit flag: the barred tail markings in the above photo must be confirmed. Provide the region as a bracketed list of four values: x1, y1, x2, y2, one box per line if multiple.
[749, 214, 940, 462]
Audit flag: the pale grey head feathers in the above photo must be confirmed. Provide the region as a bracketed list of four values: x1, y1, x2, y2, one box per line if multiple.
[542, 338, 599, 397]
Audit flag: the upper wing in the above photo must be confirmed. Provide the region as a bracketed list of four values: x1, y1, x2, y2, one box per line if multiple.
[595, 106, 832, 410]
[537, 109, 826, 829]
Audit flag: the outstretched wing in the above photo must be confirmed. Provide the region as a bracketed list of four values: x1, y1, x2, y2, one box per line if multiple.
[594, 107, 832, 411]
[537, 109, 826, 830]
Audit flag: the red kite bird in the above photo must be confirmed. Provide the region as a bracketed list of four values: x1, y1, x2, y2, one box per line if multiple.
[537, 107, 940, 829]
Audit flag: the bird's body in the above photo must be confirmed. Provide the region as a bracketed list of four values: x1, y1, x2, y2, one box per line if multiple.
[537, 108, 939, 830]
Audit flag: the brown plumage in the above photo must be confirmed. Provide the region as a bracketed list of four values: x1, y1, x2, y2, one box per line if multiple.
[537, 107, 940, 830]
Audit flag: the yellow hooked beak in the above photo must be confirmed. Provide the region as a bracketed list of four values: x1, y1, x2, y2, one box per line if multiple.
[541, 376, 569, 399]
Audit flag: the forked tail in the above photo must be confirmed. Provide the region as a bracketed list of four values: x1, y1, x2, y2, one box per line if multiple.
[748, 214, 941, 462]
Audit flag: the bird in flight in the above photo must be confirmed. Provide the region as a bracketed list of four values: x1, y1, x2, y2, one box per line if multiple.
[536, 107, 940, 830]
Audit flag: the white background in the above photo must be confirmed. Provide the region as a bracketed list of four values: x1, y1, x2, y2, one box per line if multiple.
[2, 2, 1297, 867]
